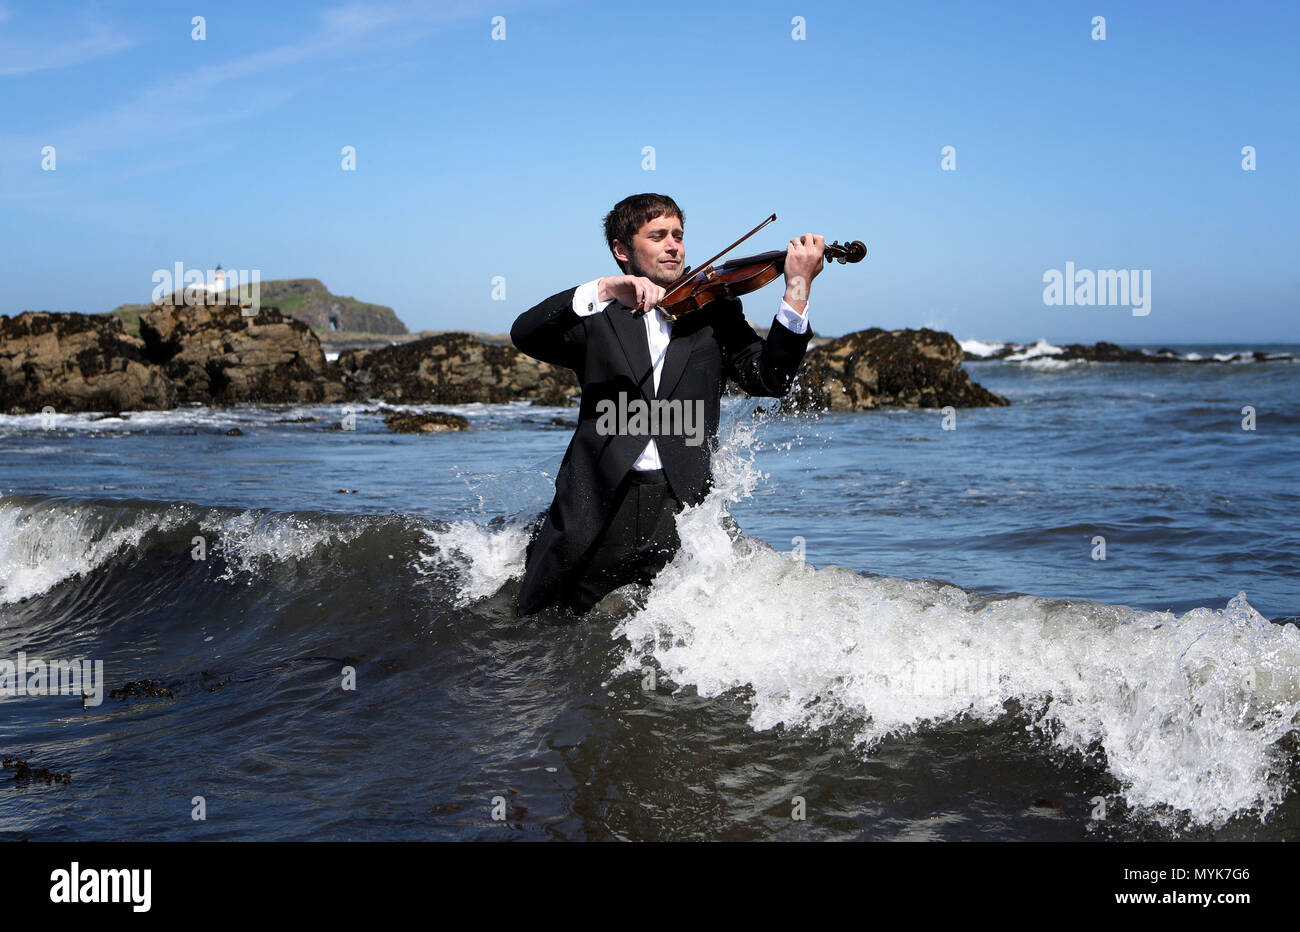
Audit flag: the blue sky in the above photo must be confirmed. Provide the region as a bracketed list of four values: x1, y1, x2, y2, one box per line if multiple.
[2, 0, 1296, 343]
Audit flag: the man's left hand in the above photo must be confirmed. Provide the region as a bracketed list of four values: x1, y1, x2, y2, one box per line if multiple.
[783, 233, 825, 313]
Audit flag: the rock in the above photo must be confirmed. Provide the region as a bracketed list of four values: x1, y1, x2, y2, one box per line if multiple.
[2, 757, 71, 785]
[963, 341, 1188, 363]
[256, 279, 408, 335]
[786, 327, 1009, 411]
[382, 410, 471, 433]
[140, 298, 346, 405]
[337, 331, 579, 406]
[0, 312, 177, 414]
[108, 679, 177, 700]
[1054, 341, 1169, 363]
[5, 306, 1011, 416]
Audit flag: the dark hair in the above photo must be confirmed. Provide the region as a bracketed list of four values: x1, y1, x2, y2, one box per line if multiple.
[603, 193, 684, 273]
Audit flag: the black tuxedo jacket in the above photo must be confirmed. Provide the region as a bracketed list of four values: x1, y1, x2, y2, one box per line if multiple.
[511, 285, 812, 614]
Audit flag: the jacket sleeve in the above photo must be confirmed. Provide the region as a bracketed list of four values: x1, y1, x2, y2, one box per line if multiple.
[713, 297, 813, 398]
[510, 286, 587, 371]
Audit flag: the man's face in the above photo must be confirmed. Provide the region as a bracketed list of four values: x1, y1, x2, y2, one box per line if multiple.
[613, 213, 684, 287]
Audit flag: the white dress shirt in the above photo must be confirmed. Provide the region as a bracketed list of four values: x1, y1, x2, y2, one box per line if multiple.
[571, 279, 810, 471]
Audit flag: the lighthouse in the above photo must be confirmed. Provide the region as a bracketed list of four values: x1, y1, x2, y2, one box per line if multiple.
[205, 265, 227, 295]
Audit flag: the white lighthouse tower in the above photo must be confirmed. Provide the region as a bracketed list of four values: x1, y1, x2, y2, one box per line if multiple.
[204, 265, 228, 295]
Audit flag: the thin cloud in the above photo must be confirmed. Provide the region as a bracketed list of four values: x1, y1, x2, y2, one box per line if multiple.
[0, 0, 553, 194]
[5, 1, 498, 158]
[0, 22, 135, 77]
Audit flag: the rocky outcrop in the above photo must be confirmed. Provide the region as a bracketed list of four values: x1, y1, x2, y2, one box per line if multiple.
[383, 411, 470, 433]
[1058, 342, 1169, 363]
[786, 327, 1009, 411]
[139, 300, 346, 405]
[4, 308, 1008, 416]
[337, 332, 579, 406]
[965, 341, 1172, 363]
[0, 312, 176, 414]
[965, 341, 1293, 364]
[257, 279, 408, 335]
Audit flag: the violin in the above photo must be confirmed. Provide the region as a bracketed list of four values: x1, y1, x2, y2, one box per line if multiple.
[648, 214, 867, 321]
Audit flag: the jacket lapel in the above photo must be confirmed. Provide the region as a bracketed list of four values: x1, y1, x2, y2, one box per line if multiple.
[607, 300, 656, 402]
[655, 312, 705, 400]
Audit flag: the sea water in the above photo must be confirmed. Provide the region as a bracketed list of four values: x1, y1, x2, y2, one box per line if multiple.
[0, 346, 1296, 839]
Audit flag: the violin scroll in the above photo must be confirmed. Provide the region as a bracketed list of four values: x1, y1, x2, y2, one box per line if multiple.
[826, 240, 867, 265]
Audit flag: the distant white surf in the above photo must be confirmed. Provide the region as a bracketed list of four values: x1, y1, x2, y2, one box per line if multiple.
[960, 338, 1296, 364]
[1004, 338, 1066, 361]
[958, 339, 1007, 358]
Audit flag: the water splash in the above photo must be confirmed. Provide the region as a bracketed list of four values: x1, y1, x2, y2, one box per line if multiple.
[609, 419, 1300, 828]
[417, 518, 532, 606]
[209, 509, 370, 581]
[0, 495, 372, 601]
[397, 414, 1300, 827]
[0, 497, 190, 604]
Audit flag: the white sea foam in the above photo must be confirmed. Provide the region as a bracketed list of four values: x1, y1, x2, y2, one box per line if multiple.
[209, 509, 368, 581]
[950, 342, 1295, 366]
[417, 518, 532, 606]
[0, 402, 512, 434]
[0, 496, 369, 602]
[959, 339, 1007, 357]
[0, 500, 189, 604]
[1004, 338, 1066, 361]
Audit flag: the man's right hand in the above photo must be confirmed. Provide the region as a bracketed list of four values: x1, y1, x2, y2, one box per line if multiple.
[597, 275, 665, 312]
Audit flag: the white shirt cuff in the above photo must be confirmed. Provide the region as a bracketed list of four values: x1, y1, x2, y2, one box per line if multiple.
[776, 298, 810, 334]
[573, 279, 614, 316]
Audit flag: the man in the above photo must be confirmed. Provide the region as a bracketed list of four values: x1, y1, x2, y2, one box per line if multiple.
[511, 193, 824, 616]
